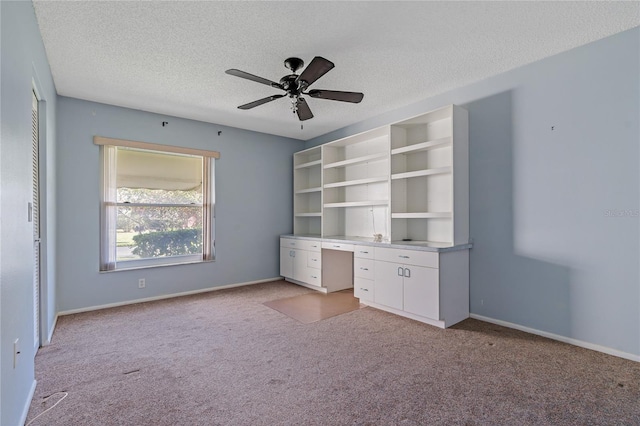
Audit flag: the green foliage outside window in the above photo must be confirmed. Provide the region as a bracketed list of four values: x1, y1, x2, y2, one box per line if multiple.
[132, 229, 202, 258]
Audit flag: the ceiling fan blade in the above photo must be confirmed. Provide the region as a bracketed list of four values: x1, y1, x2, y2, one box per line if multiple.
[238, 94, 285, 110]
[226, 69, 283, 89]
[296, 97, 314, 121]
[307, 89, 364, 103]
[296, 57, 334, 87]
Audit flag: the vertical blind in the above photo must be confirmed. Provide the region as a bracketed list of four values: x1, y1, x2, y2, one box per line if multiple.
[32, 90, 40, 346]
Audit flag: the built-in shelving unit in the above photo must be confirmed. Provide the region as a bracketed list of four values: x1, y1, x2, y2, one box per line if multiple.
[389, 105, 468, 245]
[291, 105, 468, 245]
[293, 146, 323, 236]
[321, 127, 390, 239]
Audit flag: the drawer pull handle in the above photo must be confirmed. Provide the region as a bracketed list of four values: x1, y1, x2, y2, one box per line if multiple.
[360, 267, 369, 271]
[399, 255, 410, 259]
[311, 275, 317, 279]
[360, 288, 368, 292]
[398, 267, 403, 276]
[333, 245, 341, 248]
[404, 268, 411, 278]
[360, 251, 369, 254]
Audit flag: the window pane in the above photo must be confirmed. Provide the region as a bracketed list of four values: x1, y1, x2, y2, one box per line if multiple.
[117, 187, 203, 204]
[116, 206, 203, 261]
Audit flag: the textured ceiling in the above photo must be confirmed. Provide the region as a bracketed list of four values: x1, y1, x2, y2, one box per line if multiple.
[33, 1, 639, 141]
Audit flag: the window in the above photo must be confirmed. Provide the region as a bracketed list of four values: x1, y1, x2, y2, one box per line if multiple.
[95, 137, 219, 271]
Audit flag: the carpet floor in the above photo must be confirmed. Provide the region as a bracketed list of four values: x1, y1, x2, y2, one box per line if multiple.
[26, 280, 639, 425]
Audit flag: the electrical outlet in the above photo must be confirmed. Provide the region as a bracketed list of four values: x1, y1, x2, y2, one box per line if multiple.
[13, 338, 20, 369]
[138, 278, 146, 289]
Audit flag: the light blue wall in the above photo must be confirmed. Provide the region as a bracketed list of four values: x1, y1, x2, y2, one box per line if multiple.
[0, 1, 58, 424]
[56, 97, 303, 312]
[307, 28, 640, 358]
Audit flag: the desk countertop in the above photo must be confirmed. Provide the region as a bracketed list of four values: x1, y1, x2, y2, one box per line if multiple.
[280, 234, 472, 253]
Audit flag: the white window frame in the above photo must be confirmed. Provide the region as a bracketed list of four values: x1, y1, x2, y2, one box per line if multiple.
[94, 136, 219, 271]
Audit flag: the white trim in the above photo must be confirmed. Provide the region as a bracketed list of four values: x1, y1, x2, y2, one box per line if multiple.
[470, 314, 640, 363]
[284, 278, 328, 294]
[58, 278, 280, 316]
[44, 314, 58, 346]
[20, 380, 37, 426]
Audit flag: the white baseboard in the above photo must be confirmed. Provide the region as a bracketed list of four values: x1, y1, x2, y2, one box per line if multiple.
[470, 314, 640, 363]
[20, 379, 37, 426]
[58, 277, 281, 316]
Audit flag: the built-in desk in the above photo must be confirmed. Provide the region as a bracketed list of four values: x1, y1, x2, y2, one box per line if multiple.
[279, 235, 472, 328]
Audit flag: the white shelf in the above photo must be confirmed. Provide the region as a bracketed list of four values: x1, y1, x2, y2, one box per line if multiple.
[324, 200, 388, 208]
[391, 166, 452, 180]
[295, 159, 322, 169]
[323, 152, 387, 170]
[391, 136, 452, 155]
[392, 212, 452, 219]
[295, 187, 322, 194]
[295, 212, 322, 217]
[324, 176, 388, 189]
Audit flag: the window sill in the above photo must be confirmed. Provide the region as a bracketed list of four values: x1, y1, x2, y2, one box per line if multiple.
[100, 258, 215, 273]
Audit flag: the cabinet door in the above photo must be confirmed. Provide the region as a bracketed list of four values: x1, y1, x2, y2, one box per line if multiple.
[280, 247, 294, 279]
[292, 249, 308, 283]
[403, 265, 439, 320]
[374, 261, 403, 310]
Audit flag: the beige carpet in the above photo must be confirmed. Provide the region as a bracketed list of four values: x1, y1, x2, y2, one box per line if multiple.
[27, 280, 640, 425]
[263, 289, 362, 323]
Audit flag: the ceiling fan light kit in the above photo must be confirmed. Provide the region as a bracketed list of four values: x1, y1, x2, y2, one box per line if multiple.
[226, 56, 364, 121]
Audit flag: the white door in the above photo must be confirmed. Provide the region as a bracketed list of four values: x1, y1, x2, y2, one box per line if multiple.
[403, 265, 439, 320]
[31, 90, 41, 350]
[373, 261, 403, 310]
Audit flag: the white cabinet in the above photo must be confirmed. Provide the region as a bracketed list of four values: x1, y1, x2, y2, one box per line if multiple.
[373, 246, 438, 318]
[369, 246, 468, 328]
[280, 237, 322, 289]
[284, 104, 469, 327]
[354, 245, 375, 302]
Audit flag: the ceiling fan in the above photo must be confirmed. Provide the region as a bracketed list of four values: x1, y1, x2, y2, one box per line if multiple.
[226, 57, 364, 121]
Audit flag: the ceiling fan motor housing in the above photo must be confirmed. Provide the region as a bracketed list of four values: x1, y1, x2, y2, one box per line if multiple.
[284, 57, 304, 73]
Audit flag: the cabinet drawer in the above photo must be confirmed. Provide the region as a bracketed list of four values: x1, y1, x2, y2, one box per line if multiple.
[280, 238, 299, 249]
[322, 242, 355, 252]
[374, 247, 438, 268]
[354, 258, 374, 280]
[354, 245, 374, 259]
[307, 251, 322, 269]
[303, 269, 322, 287]
[305, 240, 322, 252]
[354, 277, 374, 301]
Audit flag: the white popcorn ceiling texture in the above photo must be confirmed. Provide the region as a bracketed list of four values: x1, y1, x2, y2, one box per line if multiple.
[33, 1, 639, 141]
